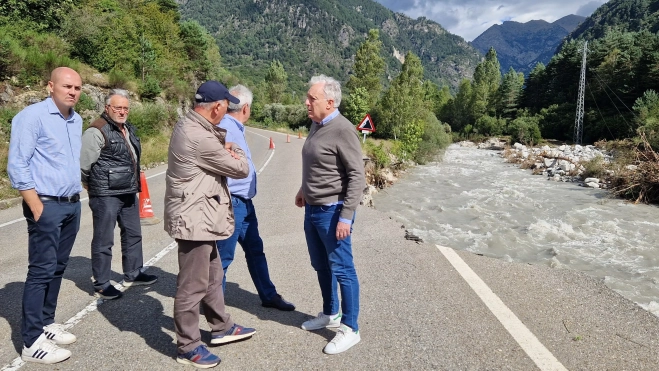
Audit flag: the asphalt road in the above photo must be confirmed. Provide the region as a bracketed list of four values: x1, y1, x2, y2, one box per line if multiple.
[0, 126, 658, 370]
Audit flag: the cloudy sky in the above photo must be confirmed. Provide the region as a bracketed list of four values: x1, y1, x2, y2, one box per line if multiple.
[374, 0, 609, 41]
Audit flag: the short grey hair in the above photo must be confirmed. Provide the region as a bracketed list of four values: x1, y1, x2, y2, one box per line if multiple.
[104, 89, 130, 105]
[194, 100, 227, 110]
[309, 75, 342, 108]
[228, 85, 253, 113]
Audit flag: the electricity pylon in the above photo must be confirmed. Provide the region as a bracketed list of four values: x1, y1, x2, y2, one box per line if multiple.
[574, 41, 587, 145]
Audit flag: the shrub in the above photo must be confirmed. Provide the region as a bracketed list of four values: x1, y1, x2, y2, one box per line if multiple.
[475, 115, 506, 136]
[364, 140, 390, 169]
[129, 103, 175, 138]
[581, 155, 607, 179]
[139, 76, 162, 100]
[0, 107, 18, 140]
[108, 68, 133, 89]
[415, 115, 451, 164]
[508, 114, 542, 145]
[76, 92, 96, 112]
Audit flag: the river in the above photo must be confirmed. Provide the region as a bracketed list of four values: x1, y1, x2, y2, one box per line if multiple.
[373, 143, 659, 316]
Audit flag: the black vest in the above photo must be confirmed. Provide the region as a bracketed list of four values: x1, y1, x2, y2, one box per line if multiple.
[87, 113, 142, 196]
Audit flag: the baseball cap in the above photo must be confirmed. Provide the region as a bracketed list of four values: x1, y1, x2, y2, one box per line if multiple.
[195, 80, 240, 104]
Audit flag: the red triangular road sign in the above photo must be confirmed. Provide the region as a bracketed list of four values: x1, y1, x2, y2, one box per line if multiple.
[357, 114, 375, 132]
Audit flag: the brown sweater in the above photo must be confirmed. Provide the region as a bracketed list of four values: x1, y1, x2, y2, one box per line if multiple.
[301, 112, 365, 220]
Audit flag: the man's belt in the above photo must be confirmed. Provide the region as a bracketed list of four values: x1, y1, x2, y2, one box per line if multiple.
[38, 194, 80, 203]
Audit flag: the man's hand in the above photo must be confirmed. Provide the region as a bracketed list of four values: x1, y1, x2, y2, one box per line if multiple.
[295, 188, 305, 208]
[19, 190, 44, 222]
[30, 201, 44, 222]
[336, 221, 351, 240]
[225, 142, 239, 159]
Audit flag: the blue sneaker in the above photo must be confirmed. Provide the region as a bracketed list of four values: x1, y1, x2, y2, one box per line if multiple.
[210, 324, 256, 345]
[176, 345, 220, 369]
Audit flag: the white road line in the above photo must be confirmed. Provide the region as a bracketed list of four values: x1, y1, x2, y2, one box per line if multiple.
[0, 171, 167, 229]
[0, 242, 178, 371]
[257, 150, 275, 175]
[436, 245, 568, 371]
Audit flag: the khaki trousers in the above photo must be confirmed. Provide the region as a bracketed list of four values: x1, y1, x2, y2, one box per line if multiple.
[174, 239, 234, 354]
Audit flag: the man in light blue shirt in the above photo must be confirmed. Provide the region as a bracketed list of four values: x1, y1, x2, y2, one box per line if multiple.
[7, 67, 83, 365]
[216, 85, 295, 311]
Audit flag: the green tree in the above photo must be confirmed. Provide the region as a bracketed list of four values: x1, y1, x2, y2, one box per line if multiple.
[496, 66, 525, 120]
[423, 81, 451, 118]
[444, 79, 474, 133]
[471, 47, 501, 118]
[343, 87, 370, 125]
[346, 29, 385, 108]
[138, 33, 156, 82]
[378, 52, 425, 140]
[265, 60, 288, 103]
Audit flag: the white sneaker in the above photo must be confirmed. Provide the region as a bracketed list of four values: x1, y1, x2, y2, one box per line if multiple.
[323, 324, 361, 354]
[301, 312, 341, 331]
[21, 333, 72, 364]
[43, 323, 77, 345]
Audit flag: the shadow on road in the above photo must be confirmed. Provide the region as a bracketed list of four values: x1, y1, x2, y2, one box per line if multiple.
[224, 282, 336, 341]
[0, 281, 24, 353]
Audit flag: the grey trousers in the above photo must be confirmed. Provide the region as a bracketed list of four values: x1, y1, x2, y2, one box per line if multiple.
[174, 239, 234, 354]
[89, 194, 143, 291]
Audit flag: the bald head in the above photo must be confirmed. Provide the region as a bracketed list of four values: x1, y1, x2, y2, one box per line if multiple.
[48, 67, 82, 117]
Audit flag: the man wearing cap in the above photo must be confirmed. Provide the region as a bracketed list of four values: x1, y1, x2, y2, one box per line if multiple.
[8, 67, 83, 364]
[216, 84, 295, 311]
[164, 80, 256, 368]
[81, 88, 157, 301]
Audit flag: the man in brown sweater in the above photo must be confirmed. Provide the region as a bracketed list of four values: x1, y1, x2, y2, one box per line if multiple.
[294, 75, 366, 354]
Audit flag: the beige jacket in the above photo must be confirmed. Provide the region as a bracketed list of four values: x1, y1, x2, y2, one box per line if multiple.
[164, 110, 249, 241]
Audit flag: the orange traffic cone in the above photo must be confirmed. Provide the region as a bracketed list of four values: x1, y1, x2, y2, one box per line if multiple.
[298, 131, 302, 139]
[286, 134, 290, 143]
[269, 137, 275, 149]
[139, 171, 161, 226]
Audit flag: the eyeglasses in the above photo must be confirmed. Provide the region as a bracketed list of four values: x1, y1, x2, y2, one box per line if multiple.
[108, 105, 130, 113]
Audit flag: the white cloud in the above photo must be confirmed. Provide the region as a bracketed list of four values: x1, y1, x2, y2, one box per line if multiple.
[374, 0, 609, 41]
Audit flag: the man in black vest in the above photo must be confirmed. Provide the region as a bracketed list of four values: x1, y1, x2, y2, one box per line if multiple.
[81, 89, 157, 299]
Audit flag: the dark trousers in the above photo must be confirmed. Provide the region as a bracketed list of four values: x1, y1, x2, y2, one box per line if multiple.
[174, 240, 234, 354]
[89, 194, 143, 291]
[217, 196, 277, 302]
[22, 200, 81, 347]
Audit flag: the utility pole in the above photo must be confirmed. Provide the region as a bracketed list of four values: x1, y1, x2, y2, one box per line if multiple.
[574, 41, 587, 145]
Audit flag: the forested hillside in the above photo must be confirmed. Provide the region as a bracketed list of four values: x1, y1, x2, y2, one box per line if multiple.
[178, 0, 481, 93]
[567, 0, 659, 41]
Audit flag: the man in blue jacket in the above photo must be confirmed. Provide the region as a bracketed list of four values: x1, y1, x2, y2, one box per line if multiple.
[216, 84, 295, 311]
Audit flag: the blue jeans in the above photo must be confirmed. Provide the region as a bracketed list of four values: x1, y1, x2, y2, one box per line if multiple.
[21, 199, 81, 347]
[216, 196, 277, 302]
[304, 204, 360, 331]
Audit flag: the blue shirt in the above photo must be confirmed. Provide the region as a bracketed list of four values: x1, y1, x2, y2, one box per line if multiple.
[217, 115, 257, 199]
[7, 98, 83, 197]
[315, 109, 353, 225]
[316, 109, 340, 126]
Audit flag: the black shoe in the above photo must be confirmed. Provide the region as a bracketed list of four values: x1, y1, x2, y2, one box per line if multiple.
[122, 272, 158, 287]
[262, 294, 295, 311]
[94, 285, 123, 300]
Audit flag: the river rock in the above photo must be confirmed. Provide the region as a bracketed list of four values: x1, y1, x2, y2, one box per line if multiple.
[586, 182, 600, 189]
[584, 178, 600, 183]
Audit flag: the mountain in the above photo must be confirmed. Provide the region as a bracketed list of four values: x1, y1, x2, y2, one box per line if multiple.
[471, 15, 585, 76]
[566, 0, 659, 42]
[177, 0, 481, 92]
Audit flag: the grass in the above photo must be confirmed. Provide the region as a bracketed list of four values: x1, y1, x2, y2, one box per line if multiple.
[140, 126, 172, 167]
